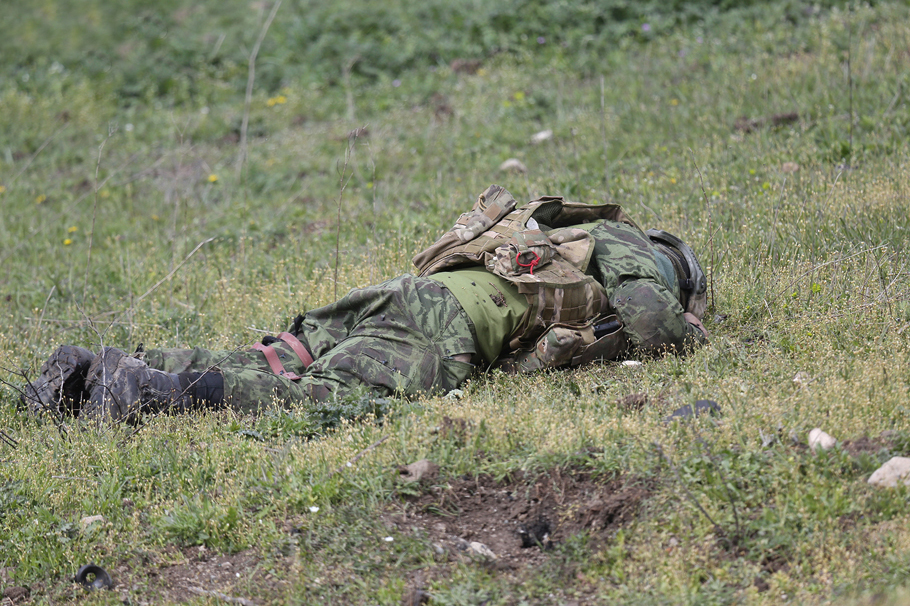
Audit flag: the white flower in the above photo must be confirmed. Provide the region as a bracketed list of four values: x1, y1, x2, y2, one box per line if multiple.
[309, 506, 319, 513]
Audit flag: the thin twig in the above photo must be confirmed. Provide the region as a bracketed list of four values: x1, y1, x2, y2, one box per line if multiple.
[653, 442, 722, 531]
[689, 150, 716, 310]
[0, 430, 17, 448]
[237, 0, 282, 181]
[600, 74, 609, 195]
[333, 132, 360, 300]
[328, 435, 389, 478]
[26, 285, 56, 353]
[9, 124, 70, 186]
[84, 128, 115, 308]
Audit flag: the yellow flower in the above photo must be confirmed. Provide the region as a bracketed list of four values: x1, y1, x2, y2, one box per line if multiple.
[67, 226, 78, 233]
[670, 178, 677, 184]
[63, 238, 72, 246]
[0, 185, 6, 194]
[266, 98, 277, 107]
[748, 169, 756, 175]
[670, 98, 679, 106]
[35, 194, 46, 204]
[208, 174, 218, 183]
[151, 214, 159, 221]
[99, 189, 110, 198]
[513, 91, 525, 101]
[762, 181, 771, 189]
[276, 95, 287, 104]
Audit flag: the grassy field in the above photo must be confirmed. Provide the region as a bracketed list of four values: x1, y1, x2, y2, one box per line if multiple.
[3, 0, 910, 603]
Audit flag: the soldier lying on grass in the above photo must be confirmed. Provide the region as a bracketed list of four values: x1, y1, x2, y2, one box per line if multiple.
[23, 184, 709, 423]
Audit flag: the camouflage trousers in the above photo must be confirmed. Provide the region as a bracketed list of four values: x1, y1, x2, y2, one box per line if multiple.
[144, 275, 479, 413]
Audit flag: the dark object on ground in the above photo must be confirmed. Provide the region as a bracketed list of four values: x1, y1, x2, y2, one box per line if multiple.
[734, 112, 799, 133]
[518, 516, 552, 549]
[74, 564, 113, 590]
[665, 400, 720, 423]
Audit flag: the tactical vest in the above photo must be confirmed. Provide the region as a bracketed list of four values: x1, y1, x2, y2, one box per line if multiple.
[412, 184, 638, 351]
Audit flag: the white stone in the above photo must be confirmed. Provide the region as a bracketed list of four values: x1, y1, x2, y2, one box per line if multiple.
[621, 360, 642, 368]
[468, 541, 497, 560]
[499, 158, 528, 173]
[808, 428, 837, 450]
[80, 515, 105, 528]
[793, 371, 810, 384]
[531, 129, 553, 143]
[868, 457, 910, 488]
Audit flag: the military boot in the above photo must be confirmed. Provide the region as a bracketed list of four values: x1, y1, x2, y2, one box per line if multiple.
[22, 345, 96, 417]
[82, 347, 192, 424]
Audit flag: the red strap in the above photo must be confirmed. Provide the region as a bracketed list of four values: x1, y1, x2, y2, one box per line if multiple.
[252, 342, 302, 381]
[277, 332, 314, 368]
[517, 251, 541, 275]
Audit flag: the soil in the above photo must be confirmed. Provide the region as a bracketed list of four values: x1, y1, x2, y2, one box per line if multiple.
[386, 466, 652, 573]
[105, 546, 291, 605]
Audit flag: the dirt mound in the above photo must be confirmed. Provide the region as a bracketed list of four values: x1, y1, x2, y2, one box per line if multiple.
[387, 466, 651, 570]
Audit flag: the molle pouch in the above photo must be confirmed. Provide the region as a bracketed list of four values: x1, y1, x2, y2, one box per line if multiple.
[571, 314, 628, 366]
[488, 230, 556, 277]
[494, 316, 627, 374]
[412, 184, 517, 273]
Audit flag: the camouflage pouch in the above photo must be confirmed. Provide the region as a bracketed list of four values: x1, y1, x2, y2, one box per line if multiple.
[493, 315, 627, 373]
[488, 230, 556, 277]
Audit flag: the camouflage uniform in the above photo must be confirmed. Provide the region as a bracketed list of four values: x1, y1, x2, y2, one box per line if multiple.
[90, 185, 703, 413]
[144, 275, 477, 412]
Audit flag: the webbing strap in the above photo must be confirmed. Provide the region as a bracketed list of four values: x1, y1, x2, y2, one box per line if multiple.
[252, 342, 302, 381]
[278, 332, 314, 368]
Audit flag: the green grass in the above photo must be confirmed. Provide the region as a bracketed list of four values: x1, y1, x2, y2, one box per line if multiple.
[3, 0, 910, 603]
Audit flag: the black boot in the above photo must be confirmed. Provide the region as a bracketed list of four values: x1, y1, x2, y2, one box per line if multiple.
[82, 348, 191, 423]
[22, 346, 96, 417]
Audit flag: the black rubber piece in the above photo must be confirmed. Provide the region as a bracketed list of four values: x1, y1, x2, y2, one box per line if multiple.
[74, 564, 113, 590]
[664, 399, 721, 423]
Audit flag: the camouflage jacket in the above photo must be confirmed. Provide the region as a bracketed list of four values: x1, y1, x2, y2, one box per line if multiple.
[412, 185, 705, 371]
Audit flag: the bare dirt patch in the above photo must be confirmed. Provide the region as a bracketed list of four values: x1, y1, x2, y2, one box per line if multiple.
[109, 547, 290, 605]
[387, 466, 651, 573]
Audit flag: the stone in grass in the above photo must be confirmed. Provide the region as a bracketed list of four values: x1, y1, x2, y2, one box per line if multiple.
[499, 158, 528, 173]
[467, 541, 497, 560]
[808, 428, 837, 451]
[398, 459, 439, 484]
[664, 400, 720, 424]
[80, 515, 105, 528]
[868, 457, 910, 488]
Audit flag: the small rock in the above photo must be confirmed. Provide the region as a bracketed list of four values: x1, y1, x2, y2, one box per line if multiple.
[792, 372, 810, 385]
[868, 457, 910, 487]
[467, 541, 497, 560]
[530, 129, 553, 144]
[398, 459, 439, 484]
[620, 360, 642, 368]
[499, 158, 527, 173]
[781, 162, 800, 173]
[80, 515, 105, 528]
[443, 389, 464, 400]
[808, 428, 837, 451]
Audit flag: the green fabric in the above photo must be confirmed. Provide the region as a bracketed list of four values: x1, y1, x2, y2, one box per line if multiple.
[429, 267, 529, 363]
[652, 249, 681, 300]
[145, 275, 477, 411]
